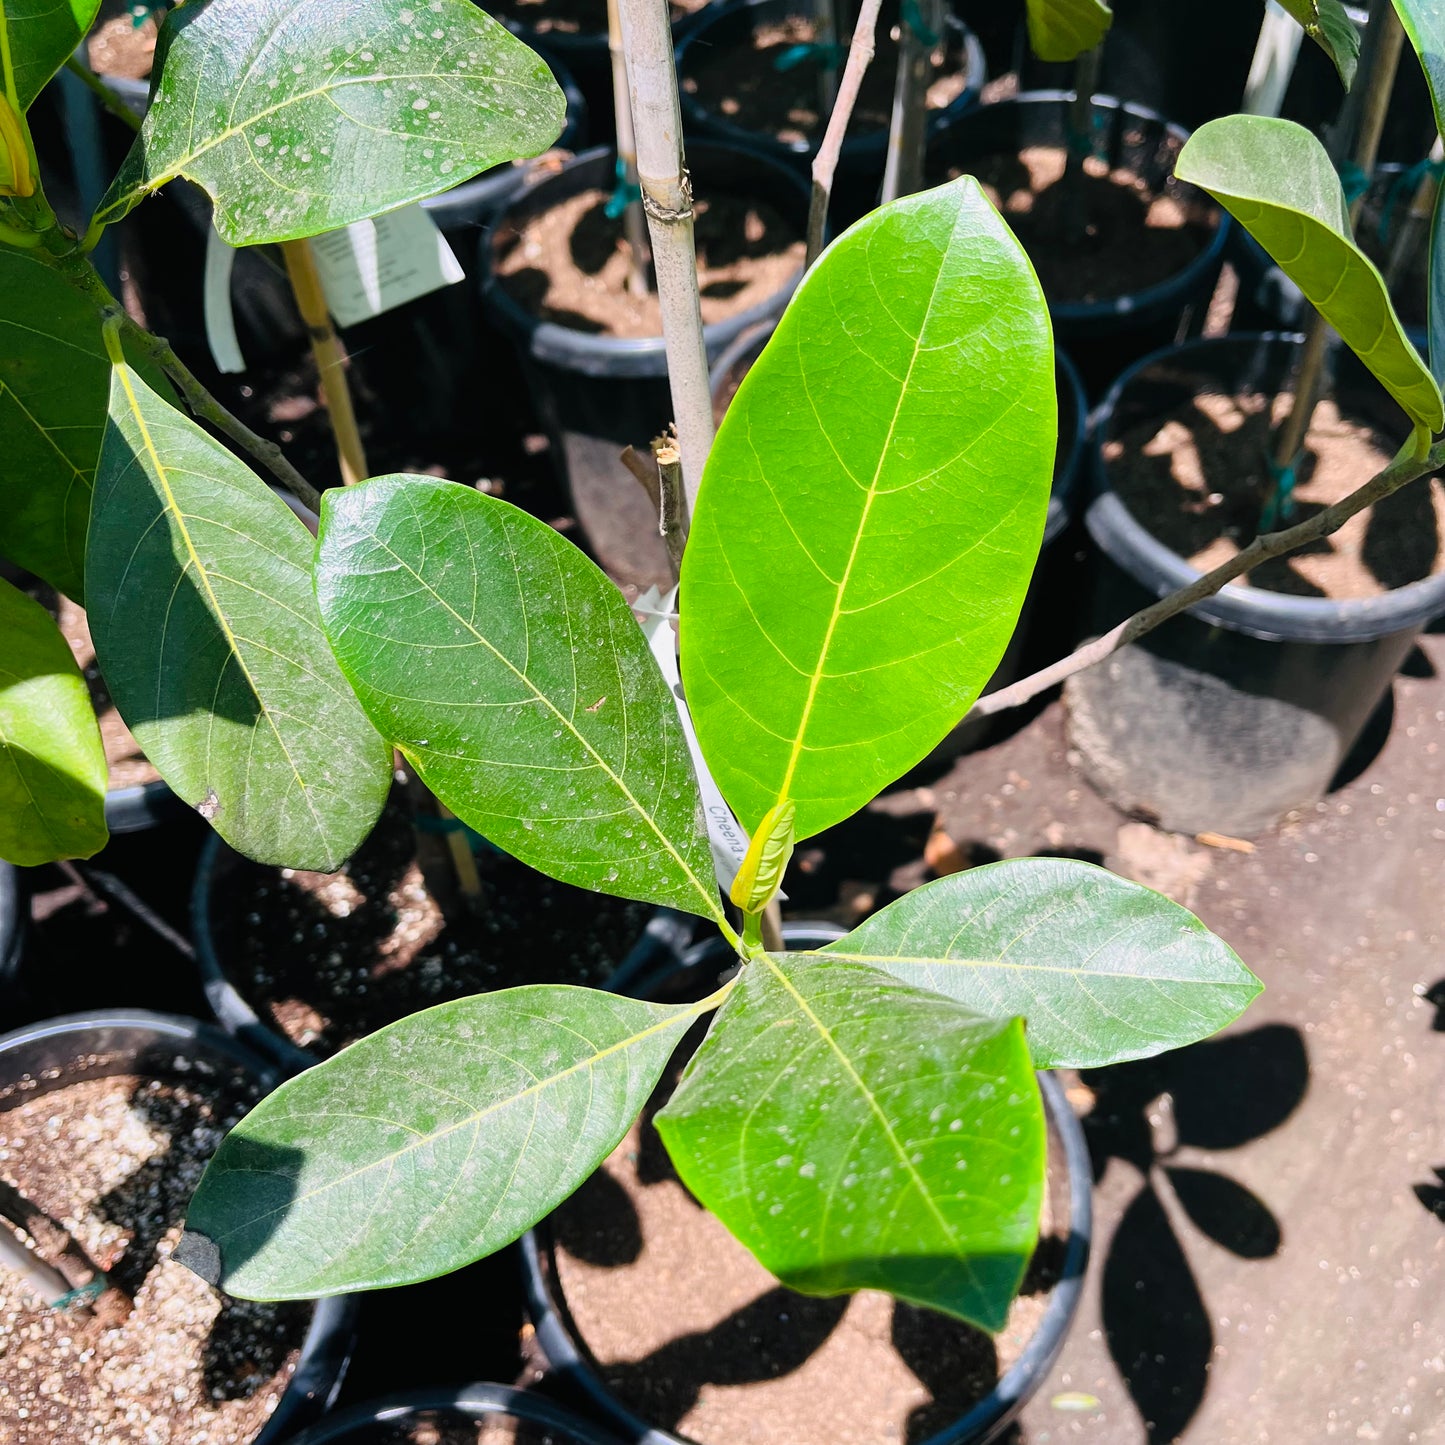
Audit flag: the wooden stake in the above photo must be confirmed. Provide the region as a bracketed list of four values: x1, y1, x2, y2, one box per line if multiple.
[607, 0, 651, 297]
[281, 239, 369, 487]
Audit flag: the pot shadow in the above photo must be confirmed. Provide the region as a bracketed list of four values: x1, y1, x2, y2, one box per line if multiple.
[86, 1063, 310, 1405]
[1081, 1023, 1309, 1443]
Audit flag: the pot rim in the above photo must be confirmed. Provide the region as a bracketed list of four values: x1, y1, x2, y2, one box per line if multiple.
[0, 1008, 360, 1445]
[1085, 330, 1445, 643]
[519, 922, 1094, 1445]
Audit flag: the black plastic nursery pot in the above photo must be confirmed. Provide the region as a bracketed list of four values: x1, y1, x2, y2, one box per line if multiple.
[676, 0, 985, 225]
[925, 92, 1229, 397]
[480, 141, 809, 563]
[0, 1009, 359, 1443]
[284, 1382, 628, 1444]
[520, 924, 1093, 1445]
[1066, 332, 1445, 838]
[707, 322, 1091, 753]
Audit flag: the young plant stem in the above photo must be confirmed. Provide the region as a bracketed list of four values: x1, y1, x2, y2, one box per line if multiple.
[281, 239, 369, 486]
[651, 433, 689, 580]
[967, 436, 1445, 720]
[606, 0, 650, 297]
[1062, 44, 1103, 245]
[616, 0, 713, 519]
[806, 0, 884, 266]
[63, 56, 141, 131]
[880, 0, 939, 202]
[1270, 0, 1406, 491]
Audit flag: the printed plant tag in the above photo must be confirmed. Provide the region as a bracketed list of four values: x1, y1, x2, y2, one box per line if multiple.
[309, 203, 464, 327]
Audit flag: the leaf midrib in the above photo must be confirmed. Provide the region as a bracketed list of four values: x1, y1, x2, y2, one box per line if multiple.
[822, 948, 1243, 984]
[353, 516, 727, 927]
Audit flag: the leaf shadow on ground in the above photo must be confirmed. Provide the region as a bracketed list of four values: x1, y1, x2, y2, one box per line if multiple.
[1413, 978, 1445, 1226]
[1081, 1023, 1309, 1443]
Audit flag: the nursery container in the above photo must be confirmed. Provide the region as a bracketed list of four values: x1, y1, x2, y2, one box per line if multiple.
[676, 0, 985, 224]
[520, 924, 1093, 1445]
[0, 861, 27, 1006]
[284, 1383, 628, 1444]
[708, 323, 1091, 752]
[1067, 332, 1445, 837]
[0, 1010, 358, 1443]
[480, 141, 810, 577]
[925, 92, 1229, 395]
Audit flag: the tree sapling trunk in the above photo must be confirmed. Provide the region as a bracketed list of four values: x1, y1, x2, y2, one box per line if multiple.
[1061, 43, 1103, 245]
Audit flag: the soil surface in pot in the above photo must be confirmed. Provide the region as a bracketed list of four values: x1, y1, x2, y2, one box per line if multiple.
[24, 583, 160, 792]
[551, 1043, 1063, 1445]
[1106, 386, 1445, 599]
[87, 0, 159, 81]
[0, 1070, 307, 1444]
[935, 147, 1212, 305]
[494, 188, 804, 339]
[376, 1415, 578, 1443]
[209, 799, 651, 1055]
[681, 14, 971, 149]
[485, 0, 708, 37]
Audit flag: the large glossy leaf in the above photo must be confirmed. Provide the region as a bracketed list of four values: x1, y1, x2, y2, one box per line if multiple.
[0, 577, 106, 865]
[1024, 0, 1112, 63]
[0, 250, 172, 602]
[186, 984, 712, 1299]
[680, 178, 1055, 841]
[656, 953, 1045, 1331]
[316, 476, 725, 924]
[2, 0, 101, 111]
[93, 0, 565, 244]
[1176, 115, 1444, 436]
[818, 858, 1261, 1069]
[1279, 0, 1360, 89]
[86, 364, 390, 870]
[1391, 0, 1445, 390]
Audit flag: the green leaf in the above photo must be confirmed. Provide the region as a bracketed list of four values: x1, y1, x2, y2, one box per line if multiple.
[0, 577, 106, 865]
[186, 984, 713, 1299]
[86, 363, 390, 870]
[315, 476, 725, 924]
[93, 0, 565, 245]
[1176, 115, 1444, 436]
[818, 858, 1262, 1069]
[1390, 0, 1445, 388]
[680, 177, 1055, 842]
[0, 250, 171, 602]
[1, 0, 102, 112]
[1278, 0, 1360, 89]
[1024, 0, 1112, 63]
[656, 954, 1045, 1332]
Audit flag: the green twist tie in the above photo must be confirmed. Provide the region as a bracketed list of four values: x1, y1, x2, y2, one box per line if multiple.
[412, 813, 502, 856]
[900, 0, 940, 47]
[604, 158, 642, 220]
[1262, 456, 1298, 529]
[51, 1277, 106, 1311]
[1337, 161, 1370, 206]
[773, 41, 848, 71]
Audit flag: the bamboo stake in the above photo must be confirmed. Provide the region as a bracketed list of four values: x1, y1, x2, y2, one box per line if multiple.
[616, 0, 714, 521]
[806, 0, 885, 265]
[607, 0, 651, 297]
[880, 0, 939, 202]
[1270, 0, 1405, 490]
[1384, 136, 1443, 291]
[814, 0, 841, 122]
[281, 239, 369, 488]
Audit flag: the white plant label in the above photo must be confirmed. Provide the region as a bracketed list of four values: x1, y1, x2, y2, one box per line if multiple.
[309, 204, 465, 327]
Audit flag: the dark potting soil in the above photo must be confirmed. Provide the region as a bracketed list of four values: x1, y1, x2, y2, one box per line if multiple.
[0, 1072, 308, 1444]
[86, 0, 159, 81]
[681, 14, 972, 149]
[484, 0, 708, 37]
[493, 189, 805, 340]
[551, 1047, 1061, 1445]
[209, 799, 651, 1055]
[949, 146, 1213, 305]
[1107, 387, 1445, 600]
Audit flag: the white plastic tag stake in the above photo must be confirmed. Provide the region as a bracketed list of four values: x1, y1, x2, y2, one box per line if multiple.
[307, 203, 465, 328]
[637, 585, 750, 895]
[1242, 1, 1305, 118]
[203, 224, 246, 374]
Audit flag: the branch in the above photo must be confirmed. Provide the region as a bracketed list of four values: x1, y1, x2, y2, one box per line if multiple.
[968, 437, 1445, 720]
[652, 432, 688, 580]
[63, 57, 142, 133]
[806, 0, 884, 266]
